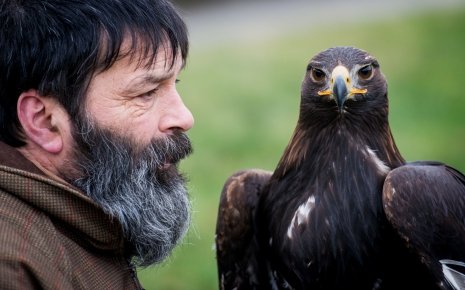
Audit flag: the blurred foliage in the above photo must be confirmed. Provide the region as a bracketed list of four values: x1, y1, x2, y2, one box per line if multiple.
[138, 8, 465, 290]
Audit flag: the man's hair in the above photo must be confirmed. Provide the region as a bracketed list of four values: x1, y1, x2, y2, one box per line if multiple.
[0, 0, 188, 146]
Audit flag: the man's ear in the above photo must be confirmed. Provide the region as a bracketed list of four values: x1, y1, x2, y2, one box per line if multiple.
[17, 89, 65, 154]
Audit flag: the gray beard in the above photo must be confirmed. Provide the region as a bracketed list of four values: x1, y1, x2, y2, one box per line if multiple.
[68, 116, 192, 267]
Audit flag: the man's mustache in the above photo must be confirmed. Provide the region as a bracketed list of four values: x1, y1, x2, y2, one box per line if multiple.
[147, 130, 193, 167]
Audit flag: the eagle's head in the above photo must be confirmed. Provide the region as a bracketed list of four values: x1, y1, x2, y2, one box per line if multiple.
[274, 47, 404, 179]
[300, 46, 388, 122]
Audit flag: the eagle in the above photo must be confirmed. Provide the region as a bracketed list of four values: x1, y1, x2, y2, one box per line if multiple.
[215, 46, 465, 290]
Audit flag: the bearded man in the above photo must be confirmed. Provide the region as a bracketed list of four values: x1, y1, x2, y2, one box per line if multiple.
[0, 0, 194, 288]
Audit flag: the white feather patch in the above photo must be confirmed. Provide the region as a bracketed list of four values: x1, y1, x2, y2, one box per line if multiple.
[365, 146, 390, 174]
[287, 195, 315, 239]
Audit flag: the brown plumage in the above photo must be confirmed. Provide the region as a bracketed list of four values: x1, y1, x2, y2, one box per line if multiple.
[215, 47, 465, 290]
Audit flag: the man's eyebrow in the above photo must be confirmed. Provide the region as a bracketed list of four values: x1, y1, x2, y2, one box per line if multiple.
[122, 72, 174, 94]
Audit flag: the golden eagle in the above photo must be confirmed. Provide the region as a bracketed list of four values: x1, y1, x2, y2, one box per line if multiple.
[215, 46, 465, 290]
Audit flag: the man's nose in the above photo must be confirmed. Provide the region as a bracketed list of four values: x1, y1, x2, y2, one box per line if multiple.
[159, 91, 194, 134]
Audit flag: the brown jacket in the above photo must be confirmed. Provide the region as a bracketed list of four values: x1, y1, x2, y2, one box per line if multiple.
[0, 142, 142, 289]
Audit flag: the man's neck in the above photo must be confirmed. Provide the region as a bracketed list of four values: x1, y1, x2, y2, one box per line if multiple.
[17, 145, 71, 185]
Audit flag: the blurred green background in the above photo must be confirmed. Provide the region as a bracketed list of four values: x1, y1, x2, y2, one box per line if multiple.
[138, 2, 465, 289]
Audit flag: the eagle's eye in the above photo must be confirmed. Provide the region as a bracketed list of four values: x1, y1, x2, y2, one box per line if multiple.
[358, 64, 373, 80]
[310, 67, 326, 82]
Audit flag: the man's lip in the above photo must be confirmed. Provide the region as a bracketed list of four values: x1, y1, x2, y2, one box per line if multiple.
[159, 163, 172, 170]
[159, 161, 179, 170]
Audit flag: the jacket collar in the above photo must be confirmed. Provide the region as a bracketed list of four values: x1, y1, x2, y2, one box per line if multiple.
[0, 141, 125, 252]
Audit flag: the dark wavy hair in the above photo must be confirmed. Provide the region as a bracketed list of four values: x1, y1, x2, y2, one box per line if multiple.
[0, 0, 188, 146]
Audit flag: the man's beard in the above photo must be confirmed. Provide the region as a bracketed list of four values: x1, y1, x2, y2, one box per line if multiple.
[67, 115, 192, 267]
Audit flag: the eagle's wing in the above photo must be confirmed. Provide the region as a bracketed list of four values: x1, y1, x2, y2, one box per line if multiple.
[382, 161, 465, 290]
[215, 169, 272, 290]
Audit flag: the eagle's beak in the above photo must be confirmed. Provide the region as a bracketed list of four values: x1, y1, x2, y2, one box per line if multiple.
[333, 75, 348, 113]
[318, 65, 367, 113]
[331, 65, 352, 113]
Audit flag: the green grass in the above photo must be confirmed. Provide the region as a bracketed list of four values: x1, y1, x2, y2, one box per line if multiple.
[138, 9, 465, 290]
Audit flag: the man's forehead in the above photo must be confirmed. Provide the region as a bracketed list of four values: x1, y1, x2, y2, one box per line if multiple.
[96, 33, 183, 74]
[102, 46, 183, 81]
[126, 34, 183, 63]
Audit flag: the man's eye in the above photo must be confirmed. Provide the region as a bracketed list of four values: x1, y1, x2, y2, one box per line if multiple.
[140, 88, 159, 100]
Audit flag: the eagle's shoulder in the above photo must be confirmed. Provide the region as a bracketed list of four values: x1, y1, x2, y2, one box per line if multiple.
[382, 161, 465, 289]
[382, 161, 465, 217]
[216, 169, 272, 252]
[215, 169, 272, 289]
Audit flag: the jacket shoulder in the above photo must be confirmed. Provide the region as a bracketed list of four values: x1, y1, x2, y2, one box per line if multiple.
[0, 188, 73, 288]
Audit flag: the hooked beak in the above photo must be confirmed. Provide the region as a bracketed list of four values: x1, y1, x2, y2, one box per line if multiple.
[317, 65, 367, 113]
[333, 75, 348, 112]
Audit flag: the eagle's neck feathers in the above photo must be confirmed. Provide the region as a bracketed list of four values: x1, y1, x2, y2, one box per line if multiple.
[275, 110, 404, 178]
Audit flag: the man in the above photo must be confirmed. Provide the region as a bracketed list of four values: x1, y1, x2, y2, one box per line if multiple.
[0, 0, 194, 288]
